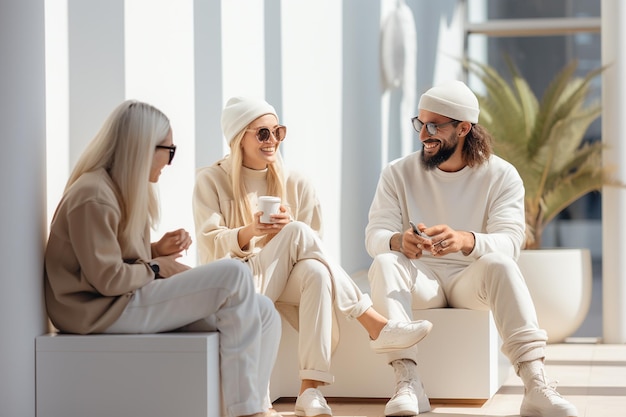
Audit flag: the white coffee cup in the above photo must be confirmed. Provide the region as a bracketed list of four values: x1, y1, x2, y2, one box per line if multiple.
[258, 196, 281, 223]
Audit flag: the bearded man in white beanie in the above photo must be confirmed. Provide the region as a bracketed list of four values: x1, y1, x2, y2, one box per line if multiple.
[365, 80, 578, 417]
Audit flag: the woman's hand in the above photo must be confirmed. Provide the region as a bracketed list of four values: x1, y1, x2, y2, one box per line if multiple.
[258, 204, 292, 235]
[152, 228, 192, 257]
[152, 253, 191, 278]
[238, 205, 293, 249]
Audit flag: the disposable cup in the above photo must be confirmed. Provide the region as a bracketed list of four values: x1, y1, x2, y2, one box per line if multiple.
[258, 196, 281, 223]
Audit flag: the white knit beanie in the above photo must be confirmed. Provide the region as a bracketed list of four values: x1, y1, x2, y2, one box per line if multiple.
[221, 96, 277, 143]
[418, 80, 479, 123]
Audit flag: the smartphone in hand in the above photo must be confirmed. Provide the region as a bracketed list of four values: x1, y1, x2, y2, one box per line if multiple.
[409, 221, 430, 239]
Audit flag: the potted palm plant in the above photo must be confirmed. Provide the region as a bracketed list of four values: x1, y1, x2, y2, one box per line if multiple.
[464, 59, 621, 342]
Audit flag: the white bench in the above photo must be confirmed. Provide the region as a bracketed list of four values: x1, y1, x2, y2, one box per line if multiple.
[36, 332, 220, 417]
[35, 278, 510, 416]
[270, 272, 510, 402]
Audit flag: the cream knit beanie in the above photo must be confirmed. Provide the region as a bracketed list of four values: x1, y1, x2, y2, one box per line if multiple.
[221, 96, 277, 143]
[418, 80, 480, 123]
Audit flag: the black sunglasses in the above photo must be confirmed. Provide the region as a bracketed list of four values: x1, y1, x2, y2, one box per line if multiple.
[156, 144, 177, 165]
[246, 126, 287, 143]
[411, 117, 459, 136]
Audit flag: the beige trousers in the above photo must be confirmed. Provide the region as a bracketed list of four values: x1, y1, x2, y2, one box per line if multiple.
[247, 221, 372, 385]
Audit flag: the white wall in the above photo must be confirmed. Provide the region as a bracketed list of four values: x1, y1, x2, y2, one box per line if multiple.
[601, 0, 626, 343]
[68, 0, 126, 167]
[0, 1, 48, 416]
[193, 0, 225, 169]
[45, 0, 70, 225]
[280, 1, 344, 258]
[44, 0, 463, 271]
[125, 0, 197, 265]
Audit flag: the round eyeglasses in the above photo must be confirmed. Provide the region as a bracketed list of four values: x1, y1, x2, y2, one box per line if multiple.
[411, 117, 459, 136]
[246, 126, 287, 143]
[156, 144, 176, 165]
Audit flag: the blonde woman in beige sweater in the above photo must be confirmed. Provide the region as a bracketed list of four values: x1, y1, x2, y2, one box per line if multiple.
[44, 100, 281, 417]
[193, 97, 433, 417]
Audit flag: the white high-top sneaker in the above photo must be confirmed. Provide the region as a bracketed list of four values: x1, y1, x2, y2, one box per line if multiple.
[384, 359, 431, 416]
[517, 359, 578, 417]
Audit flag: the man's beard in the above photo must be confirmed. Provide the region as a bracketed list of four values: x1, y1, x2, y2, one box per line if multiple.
[421, 133, 458, 170]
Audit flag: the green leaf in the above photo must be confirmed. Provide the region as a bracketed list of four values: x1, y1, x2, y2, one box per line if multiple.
[463, 58, 623, 248]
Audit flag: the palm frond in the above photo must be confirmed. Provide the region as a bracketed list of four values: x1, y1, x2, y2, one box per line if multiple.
[464, 58, 621, 249]
[545, 106, 602, 174]
[504, 57, 538, 139]
[530, 61, 579, 155]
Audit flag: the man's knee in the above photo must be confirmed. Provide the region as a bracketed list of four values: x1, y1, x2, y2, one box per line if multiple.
[370, 252, 400, 271]
[369, 252, 402, 282]
[477, 252, 523, 285]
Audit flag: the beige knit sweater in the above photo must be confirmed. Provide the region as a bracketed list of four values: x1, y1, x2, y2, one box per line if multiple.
[192, 156, 323, 265]
[44, 169, 154, 334]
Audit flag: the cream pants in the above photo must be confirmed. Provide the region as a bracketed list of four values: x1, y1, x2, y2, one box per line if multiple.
[368, 251, 547, 366]
[104, 259, 281, 417]
[248, 221, 372, 385]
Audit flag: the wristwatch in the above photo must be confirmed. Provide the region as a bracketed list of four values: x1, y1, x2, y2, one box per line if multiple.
[149, 261, 161, 279]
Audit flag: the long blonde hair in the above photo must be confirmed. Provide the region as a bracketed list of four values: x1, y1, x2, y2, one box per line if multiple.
[65, 100, 171, 243]
[228, 126, 285, 228]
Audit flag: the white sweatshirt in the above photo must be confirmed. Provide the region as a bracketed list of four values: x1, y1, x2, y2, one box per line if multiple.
[365, 151, 526, 266]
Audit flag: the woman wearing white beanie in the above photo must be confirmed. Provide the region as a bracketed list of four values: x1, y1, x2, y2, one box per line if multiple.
[193, 96, 433, 417]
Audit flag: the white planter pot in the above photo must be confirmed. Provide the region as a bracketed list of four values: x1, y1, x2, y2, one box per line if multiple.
[517, 249, 593, 343]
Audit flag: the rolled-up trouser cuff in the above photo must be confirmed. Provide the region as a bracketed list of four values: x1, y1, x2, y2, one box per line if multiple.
[346, 293, 373, 320]
[516, 347, 545, 363]
[300, 369, 335, 385]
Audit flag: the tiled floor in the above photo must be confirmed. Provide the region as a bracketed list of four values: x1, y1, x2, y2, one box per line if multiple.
[272, 341, 626, 417]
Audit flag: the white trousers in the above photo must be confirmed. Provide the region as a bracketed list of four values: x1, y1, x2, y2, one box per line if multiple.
[105, 259, 281, 417]
[368, 251, 547, 365]
[248, 221, 372, 385]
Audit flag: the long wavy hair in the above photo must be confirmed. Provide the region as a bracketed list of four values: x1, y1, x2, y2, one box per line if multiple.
[227, 123, 286, 228]
[462, 123, 493, 167]
[65, 100, 171, 244]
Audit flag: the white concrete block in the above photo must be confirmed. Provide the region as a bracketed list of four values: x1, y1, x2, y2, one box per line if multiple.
[36, 333, 220, 417]
[270, 272, 509, 401]
[271, 309, 509, 401]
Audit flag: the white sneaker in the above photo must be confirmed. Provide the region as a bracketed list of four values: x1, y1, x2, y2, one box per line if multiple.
[370, 320, 433, 353]
[384, 359, 431, 416]
[518, 360, 578, 417]
[295, 388, 332, 416]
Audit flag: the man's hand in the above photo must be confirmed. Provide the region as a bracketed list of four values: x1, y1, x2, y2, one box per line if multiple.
[419, 224, 475, 257]
[389, 226, 431, 259]
[402, 224, 431, 259]
[391, 223, 475, 258]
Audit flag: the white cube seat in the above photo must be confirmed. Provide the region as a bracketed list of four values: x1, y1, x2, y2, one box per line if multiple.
[270, 272, 509, 401]
[36, 332, 220, 417]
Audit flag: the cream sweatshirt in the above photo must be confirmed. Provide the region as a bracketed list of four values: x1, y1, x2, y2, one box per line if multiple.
[193, 156, 323, 265]
[365, 151, 526, 266]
